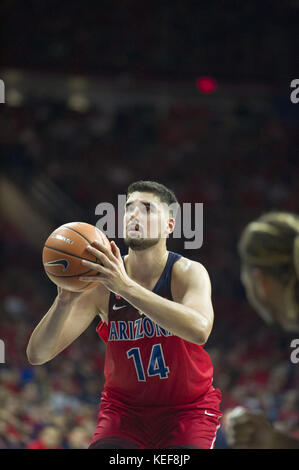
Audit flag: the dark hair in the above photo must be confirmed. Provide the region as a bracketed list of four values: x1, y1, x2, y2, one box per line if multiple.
[126, 180, 179, 215]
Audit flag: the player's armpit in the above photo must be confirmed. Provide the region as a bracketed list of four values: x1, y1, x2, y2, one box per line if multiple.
[171, 259, 214, 344]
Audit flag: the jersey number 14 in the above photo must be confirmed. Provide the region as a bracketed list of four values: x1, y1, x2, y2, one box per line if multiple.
[127, 343, 170, 381]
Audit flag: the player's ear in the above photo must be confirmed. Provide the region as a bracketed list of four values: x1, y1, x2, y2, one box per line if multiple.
[168, 217, 175, 235]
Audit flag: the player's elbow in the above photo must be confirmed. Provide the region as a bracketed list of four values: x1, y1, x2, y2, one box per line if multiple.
[26, 352, 43, 366]
[194, 331, 209, 345]
[186, 328, 210, 345]
[26, 345, 48, 365]
[193, 321, 212, 345]
[27, 355, 43, 366]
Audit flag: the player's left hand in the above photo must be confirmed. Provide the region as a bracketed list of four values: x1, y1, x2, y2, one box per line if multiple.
[223, 407, 278, 449]
[79, 240, 132, 295]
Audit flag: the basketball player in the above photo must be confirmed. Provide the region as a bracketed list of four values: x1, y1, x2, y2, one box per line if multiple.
[27, 180, 222, 449]
[224, 212, 299, 449]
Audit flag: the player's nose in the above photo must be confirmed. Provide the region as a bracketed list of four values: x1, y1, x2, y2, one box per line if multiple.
[130, 205, 140, 218]
[128, 217, 140, 228]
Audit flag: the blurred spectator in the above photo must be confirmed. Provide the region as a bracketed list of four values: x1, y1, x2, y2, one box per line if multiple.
[27, 425, 63, 449]
[66, 426, 91, 449]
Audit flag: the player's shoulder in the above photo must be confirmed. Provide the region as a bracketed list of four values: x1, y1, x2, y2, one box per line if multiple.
[172, 254, 211, 286]
[173, 254, 210, 276]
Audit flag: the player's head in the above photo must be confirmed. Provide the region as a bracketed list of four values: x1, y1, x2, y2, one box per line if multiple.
[238, 212, 299, 333]
[124, 180, 179, 251]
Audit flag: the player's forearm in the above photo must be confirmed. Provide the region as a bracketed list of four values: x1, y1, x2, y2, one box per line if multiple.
[26, 296, 72, 365]
[119, 281, 210, 345]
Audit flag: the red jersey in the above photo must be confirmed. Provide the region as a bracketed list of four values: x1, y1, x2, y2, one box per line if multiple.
[96, 251, 216, 407]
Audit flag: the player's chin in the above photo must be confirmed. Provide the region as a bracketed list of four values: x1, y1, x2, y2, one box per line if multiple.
[124, 236, 160, 251]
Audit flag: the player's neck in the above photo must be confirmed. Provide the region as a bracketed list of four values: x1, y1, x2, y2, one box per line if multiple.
[125, 243, 169, 285]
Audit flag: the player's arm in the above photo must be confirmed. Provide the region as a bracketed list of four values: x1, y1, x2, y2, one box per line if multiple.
[26, 284, 109, 365]
[120, 259, 214, 345]
[80, 241, 214, 345]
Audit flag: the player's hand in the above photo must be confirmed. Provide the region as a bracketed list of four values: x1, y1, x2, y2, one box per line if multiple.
[223, 407, 278, 449]
[79, 240, 132, 296]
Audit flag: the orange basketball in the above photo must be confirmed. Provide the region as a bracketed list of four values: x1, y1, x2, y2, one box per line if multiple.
[42, 222, 111, 292]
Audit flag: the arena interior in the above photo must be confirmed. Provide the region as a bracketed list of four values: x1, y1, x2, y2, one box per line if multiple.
[0, 1, 298, 449]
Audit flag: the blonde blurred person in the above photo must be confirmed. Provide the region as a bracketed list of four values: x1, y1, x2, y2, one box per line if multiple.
[224, 212, 299, 449]
[27, 425, 63, 449]
[67, 426, 91, 449]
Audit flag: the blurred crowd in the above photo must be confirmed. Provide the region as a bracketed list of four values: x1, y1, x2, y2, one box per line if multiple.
[0, 86, 299, 448]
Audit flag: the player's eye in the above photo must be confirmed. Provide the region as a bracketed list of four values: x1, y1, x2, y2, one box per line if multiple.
[126, 205, 134, 213]
[144, 204, 153, 214]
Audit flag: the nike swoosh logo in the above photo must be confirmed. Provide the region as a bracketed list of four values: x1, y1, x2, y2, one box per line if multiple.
[44, 259, 69, 272]
[112, 304, 127, 311]
[204, 410, 219, 418]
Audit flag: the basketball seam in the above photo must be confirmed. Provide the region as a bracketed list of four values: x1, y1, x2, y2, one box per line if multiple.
[79, 282, 93, 290]
[44, 245, 98, 263]
[64, 225, 103, 246]
[45, 269, 94, 278]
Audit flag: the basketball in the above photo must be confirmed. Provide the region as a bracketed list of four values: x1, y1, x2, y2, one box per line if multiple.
[42, 222, 111, 292]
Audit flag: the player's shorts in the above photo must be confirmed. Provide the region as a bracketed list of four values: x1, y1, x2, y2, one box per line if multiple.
[89, 386, 222, 449]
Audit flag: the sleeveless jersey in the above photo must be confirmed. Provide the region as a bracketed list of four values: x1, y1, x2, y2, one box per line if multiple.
[96, 251, 215, 407]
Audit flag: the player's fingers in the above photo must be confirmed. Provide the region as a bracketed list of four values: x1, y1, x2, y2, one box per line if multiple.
[91, 240, 115, 262]
[110, 241, 122, 261]
[86, 245, 114, 269]
[81, 259, 109, 273]
[79, 276, 102, 282]
[79, 264, 110, 281]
